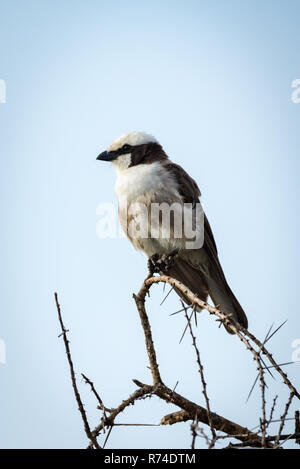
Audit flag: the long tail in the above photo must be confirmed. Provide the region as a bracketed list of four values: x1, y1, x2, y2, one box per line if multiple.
[168, 259, 209, 307]
[168, 258, 248, 334]
[205, 262, 248, 333]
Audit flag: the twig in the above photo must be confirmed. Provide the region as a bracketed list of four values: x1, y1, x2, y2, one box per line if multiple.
[54, 293, 101, 449]
[133, 293, 163, 385]
[274, 392, 295, 448]
[256, 354, 267, 447]
[265, 395, 278, 432]
[81, 373, 111, 415]
[89, 384, 155, 444]
[183, 304, 216, 446]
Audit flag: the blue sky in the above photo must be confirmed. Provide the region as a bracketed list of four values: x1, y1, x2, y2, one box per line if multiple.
[0, 0, 299, 448]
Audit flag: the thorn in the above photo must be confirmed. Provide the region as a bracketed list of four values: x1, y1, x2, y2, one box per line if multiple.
[265, 320, 288, 344]
[172, 381, 179, 392]
[160, 287, 173, 306]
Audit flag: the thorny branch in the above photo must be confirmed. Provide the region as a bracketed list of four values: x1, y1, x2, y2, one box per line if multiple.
[54, 293, 101, 449]
[183, 303, 217, 448]
[55, 273, 300, 449]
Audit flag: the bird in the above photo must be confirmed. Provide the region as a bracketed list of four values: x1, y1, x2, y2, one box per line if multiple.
[97, 131, 248, 333]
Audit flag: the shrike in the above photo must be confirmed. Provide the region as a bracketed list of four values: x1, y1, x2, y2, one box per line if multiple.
[97, 131, 248, 332]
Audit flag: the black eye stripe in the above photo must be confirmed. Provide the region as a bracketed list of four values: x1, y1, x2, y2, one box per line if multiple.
[116, 144, 131, 155]
[111, 144, 134, 157]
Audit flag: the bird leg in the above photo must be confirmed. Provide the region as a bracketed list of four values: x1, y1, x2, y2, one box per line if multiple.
[148, 250, 178, 275]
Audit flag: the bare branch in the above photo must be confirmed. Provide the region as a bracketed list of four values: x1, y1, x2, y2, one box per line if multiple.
[274, 392, 295, 448]
[183, 304, 216, 446]
[56, 272, 300, 449]
[54, 293, 101, 449]
[141, 275, 300, 400]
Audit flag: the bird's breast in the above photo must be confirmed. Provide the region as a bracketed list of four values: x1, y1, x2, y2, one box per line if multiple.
[114, 162, 184, 256]
[115, 161, 179, 205]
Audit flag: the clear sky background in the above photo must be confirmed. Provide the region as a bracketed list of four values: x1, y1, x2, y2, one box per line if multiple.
[0, 0, 299, 449]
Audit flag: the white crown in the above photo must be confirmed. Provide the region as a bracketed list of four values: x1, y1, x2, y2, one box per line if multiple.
[108, 131, 158, 151]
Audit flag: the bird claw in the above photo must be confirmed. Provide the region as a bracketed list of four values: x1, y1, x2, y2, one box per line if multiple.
[148, 250, 178, 275]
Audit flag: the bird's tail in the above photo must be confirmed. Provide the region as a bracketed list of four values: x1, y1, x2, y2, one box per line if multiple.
[205, 263, 248, 333]
[168, 257, 248, 334]
[168, 259, 209, 308]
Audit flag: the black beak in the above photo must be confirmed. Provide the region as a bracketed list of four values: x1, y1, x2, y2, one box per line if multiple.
[96, 150, 117, 162]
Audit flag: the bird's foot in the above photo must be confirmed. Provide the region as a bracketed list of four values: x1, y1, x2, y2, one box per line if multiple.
[148, 250, 178, 275]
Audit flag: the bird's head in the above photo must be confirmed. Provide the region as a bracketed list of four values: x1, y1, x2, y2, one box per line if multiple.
[96, 131, 167, 171]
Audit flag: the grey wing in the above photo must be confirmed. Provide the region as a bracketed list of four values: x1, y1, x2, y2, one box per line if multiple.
[162, 160, 217, 255]
[163, 160, 248, 330]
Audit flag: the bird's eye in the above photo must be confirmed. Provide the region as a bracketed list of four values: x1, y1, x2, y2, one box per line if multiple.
[122, 144, 130, 152]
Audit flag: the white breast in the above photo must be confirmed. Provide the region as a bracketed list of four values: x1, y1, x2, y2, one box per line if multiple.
[115, 161, 179, 203]
[115, 162, 187, 256]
